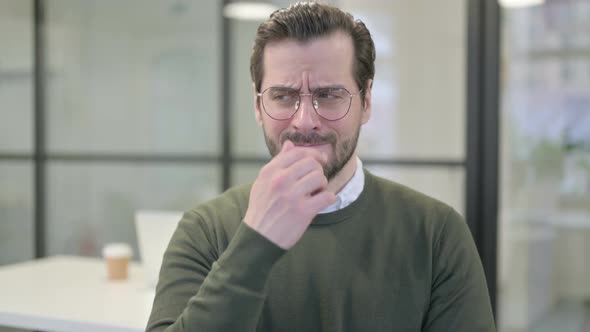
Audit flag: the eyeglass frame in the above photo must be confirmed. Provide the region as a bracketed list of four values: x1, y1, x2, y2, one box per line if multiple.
[256, 86, 364, 121]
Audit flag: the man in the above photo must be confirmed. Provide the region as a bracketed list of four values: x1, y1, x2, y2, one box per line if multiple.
[147, 2, 496, 331]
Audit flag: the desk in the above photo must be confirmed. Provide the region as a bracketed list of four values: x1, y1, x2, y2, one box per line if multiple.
[0, 256, 155, 332]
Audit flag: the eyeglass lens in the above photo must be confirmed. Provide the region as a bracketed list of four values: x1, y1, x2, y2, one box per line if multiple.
[261, 87, 353, 120]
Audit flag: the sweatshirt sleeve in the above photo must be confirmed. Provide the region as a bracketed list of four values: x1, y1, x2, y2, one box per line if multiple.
[146, 210, 286, 332]
[422, 208, 496, 332]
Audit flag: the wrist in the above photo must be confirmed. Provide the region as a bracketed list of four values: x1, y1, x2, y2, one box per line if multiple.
[214, 222, 286, 291]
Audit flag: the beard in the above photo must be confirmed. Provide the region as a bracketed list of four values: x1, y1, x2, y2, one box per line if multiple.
[263, 126, 361, 181]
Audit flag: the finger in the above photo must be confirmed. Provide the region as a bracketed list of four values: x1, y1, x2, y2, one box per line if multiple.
[281, 140, 295, 152]
[272, 145, 326, 170]
[306, 190, 337, 213]
[294, 146, 328, 165]
[293, 169, 328, 197]
[286, 156, 324, 182]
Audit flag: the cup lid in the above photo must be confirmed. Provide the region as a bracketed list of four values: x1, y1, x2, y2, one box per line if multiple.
[102, 243, 133, 258]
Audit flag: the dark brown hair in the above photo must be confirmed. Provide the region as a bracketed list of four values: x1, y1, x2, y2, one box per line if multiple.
[250, 1, 375, 103]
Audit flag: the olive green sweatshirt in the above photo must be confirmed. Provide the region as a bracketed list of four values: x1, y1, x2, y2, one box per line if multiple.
[146, 170, 496, 332]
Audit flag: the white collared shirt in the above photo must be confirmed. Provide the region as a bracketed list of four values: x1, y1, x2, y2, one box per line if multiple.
[318, 157, 365, 214]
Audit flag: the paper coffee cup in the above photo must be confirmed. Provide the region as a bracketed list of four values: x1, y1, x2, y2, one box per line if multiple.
[102, 243, 132, 280]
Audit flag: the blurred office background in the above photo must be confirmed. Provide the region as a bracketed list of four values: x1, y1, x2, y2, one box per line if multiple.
[498, 1, 590, 331]
[0, 0, 588, 331]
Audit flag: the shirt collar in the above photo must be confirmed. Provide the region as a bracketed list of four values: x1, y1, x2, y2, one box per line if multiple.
[318, 157, 364, 214]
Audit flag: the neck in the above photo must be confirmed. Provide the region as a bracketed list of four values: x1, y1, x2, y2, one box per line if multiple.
[326, 155, 358, 194]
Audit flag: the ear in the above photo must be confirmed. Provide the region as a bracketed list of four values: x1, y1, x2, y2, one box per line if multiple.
[253, 83, 263, 127]
[361, 79, 372, 125]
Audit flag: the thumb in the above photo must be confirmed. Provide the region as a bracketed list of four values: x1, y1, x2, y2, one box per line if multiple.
[282, 140, 295, 152]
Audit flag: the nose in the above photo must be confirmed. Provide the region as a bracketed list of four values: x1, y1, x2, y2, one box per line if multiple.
[291, 95, 321, 131]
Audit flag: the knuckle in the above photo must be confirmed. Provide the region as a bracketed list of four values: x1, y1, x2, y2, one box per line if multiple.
[269, 171, 288, 191]
[303, 156, 321, 169]
[311, 155, 322, 165]
[300, 157, 314, 170]
[258, 163, 272, 178]
[319, 172, 328, 186]
[311, 168, 325, 180]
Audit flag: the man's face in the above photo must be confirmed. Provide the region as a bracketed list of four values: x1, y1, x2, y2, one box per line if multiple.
[254, 31, 372, 180]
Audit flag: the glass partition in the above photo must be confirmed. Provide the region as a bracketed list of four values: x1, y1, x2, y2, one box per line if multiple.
[0, 0, 34, 269]
[497, 1, 590, 331]
[46, 162, 219, 257]
[45, 0, 221, 154]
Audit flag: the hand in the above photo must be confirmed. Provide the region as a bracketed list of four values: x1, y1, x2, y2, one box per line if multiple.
[243, 140, 337, 249]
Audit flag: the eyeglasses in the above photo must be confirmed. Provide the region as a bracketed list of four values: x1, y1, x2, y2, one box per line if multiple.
[257, 87, 363, 121]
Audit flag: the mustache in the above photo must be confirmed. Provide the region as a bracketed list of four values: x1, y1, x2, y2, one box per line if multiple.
[280, 132, 336, 145]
